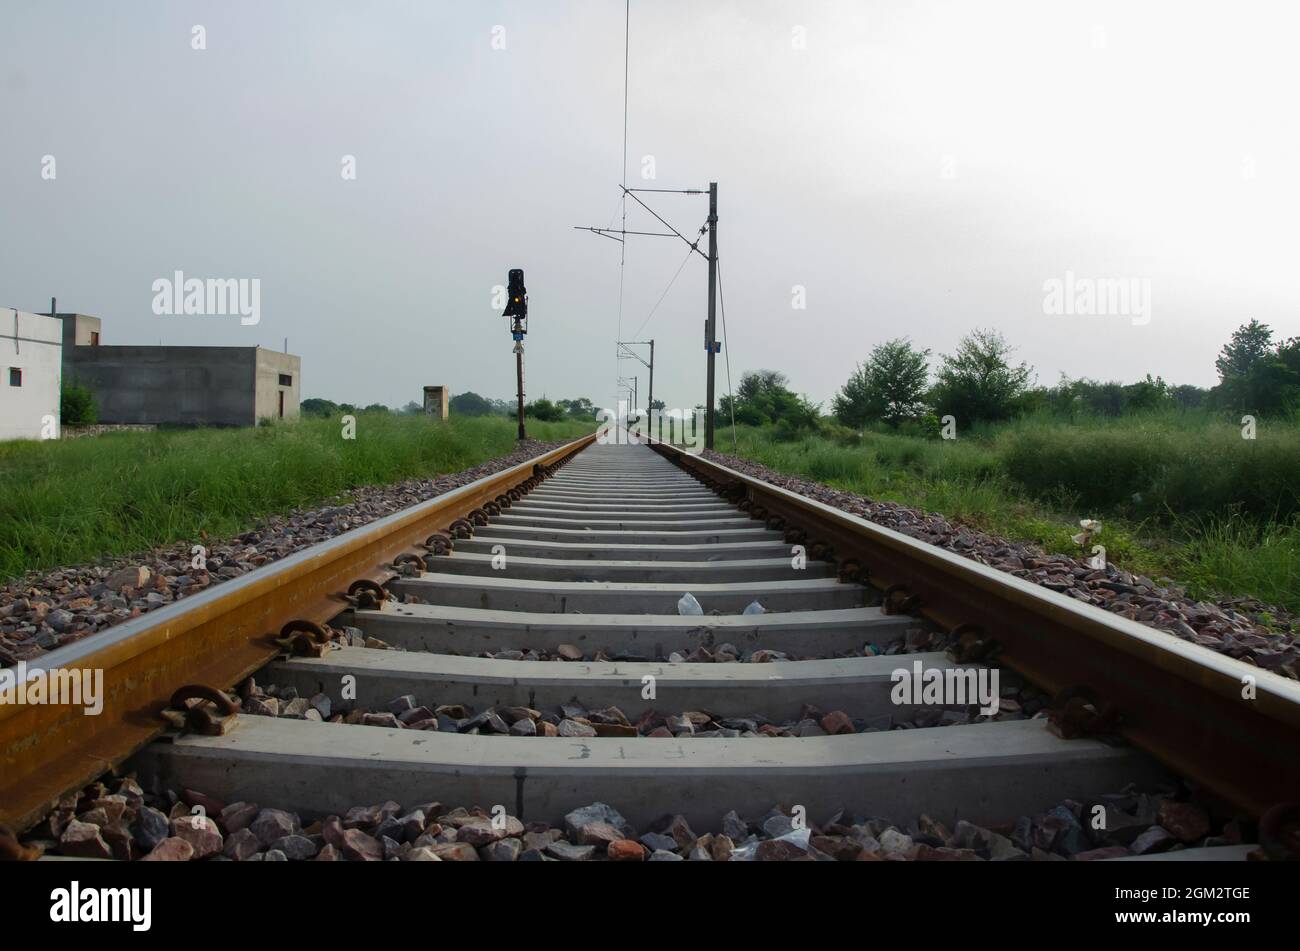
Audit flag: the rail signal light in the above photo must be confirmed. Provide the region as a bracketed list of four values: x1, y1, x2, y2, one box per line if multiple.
[503, 268, 527, 330]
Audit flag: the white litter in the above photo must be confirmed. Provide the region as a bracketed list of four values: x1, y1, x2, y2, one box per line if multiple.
[677, 592, 704, 616]
[742, 600, 767, 615]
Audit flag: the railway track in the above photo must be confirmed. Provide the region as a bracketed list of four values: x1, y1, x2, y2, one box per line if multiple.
[4, 433, 1299, 861]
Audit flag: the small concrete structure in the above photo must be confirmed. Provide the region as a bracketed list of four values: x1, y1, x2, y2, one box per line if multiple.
[423, 385, 448, 419]
[0, 308, 63, 441]
[54, 314, 301, 427]
[56, 312, 101, 349]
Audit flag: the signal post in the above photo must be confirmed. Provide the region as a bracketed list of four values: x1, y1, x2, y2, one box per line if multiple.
[503, 268, 528, 440]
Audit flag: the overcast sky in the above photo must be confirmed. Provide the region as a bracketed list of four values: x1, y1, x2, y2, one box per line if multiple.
[3, 0, 1297, 412]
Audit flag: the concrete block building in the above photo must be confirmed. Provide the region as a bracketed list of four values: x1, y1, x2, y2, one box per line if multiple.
[56, 314, 301, 427]
[423, 385, 449, 419]
[1, 308, 64, 441]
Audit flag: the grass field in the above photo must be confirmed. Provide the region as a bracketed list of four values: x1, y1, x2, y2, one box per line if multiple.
[0, 413, 593, 580]
[720, 411, 1300, 613]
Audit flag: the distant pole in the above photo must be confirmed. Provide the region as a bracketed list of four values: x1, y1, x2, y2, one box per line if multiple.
[648, 338, 655, 439]
[705, 182, 718, 450]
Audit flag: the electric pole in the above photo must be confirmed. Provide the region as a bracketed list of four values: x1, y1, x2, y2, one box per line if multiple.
[617, 338, 655, 430]
[617, 375, 637, 425]
[705, 182, 718, 450]
[576, 182, 720, 448]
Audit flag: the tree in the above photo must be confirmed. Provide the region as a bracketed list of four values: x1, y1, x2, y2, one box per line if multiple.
[930, 329, 1032, 424]
[833, 338, 930, 427]
[362, 403, 390, 413]
[449, 391, 496, 416]
[737, 370, 787, 405]
[1215, 319, 1273, 381]
[558, 397, 596, 419]
[1212, 321, 1300, 415]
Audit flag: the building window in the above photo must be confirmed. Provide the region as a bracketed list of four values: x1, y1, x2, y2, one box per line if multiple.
[278, 374, 292, 386]
[7, 368, 20, 387]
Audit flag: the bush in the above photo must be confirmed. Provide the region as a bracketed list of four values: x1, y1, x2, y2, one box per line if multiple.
[300, 398, 339, 417]
[919, 413, 941, 439]
[449, 392, 497, 417]
[772, 418, 807, 442]
[525, 398, 564, 422]
[60, 380, 98, 425]
[721, 370, 822, 430]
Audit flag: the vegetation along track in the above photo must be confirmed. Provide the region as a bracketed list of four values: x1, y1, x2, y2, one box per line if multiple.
[3, 433, 1299, 859]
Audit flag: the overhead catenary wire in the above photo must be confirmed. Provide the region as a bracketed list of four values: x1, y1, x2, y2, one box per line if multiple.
[630, 245, 694, 339]
[621, 186, 710, 260]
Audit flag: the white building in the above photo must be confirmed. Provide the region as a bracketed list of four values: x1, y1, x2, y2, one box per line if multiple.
[1, 309, 63, 441]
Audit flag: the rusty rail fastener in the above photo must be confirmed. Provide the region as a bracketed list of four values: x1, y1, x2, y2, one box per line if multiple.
[347, 579, 388, 610]
[425, 532, 454, 556]
[837, 559, 867, 584]
[1046, 685, 1121, 740]
[393, 552, 427, 574]
[882, 583, 921, 615]
[947, 622, 996, 663]
[275, 619, 334, 657]
[163, 684, 239, 736]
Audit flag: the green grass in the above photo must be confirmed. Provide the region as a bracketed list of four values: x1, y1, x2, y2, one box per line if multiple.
[721, 412, 1300, 614]
[0, 414, 593, 580]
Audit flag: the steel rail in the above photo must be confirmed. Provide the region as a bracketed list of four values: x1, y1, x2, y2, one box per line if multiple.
[0, 434, 596, 832]
[651, 442, 1300, 818]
